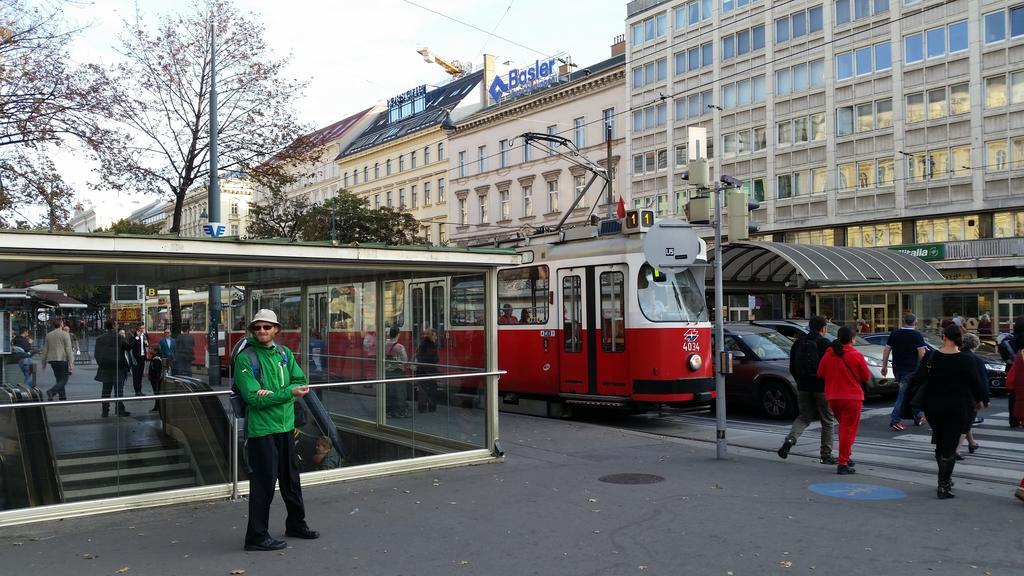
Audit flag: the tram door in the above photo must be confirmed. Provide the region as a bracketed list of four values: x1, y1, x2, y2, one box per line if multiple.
[594, 265, 630, 396]
[557, 268, 590, 394]
[409, 280, 447, 360]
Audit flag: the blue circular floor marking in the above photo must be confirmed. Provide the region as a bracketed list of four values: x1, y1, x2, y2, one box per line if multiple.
[808, 483, 906, 500]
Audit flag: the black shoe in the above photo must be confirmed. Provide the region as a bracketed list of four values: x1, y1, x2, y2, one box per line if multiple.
[837, 465, 856, 475]
[777, 438, 795, 459]
[285, 527, 320, 540]
[244, 537, 287, 551]
[820, 454, 837, 465]
[937, 482, 955, 499]
[954, 453, 964, 461]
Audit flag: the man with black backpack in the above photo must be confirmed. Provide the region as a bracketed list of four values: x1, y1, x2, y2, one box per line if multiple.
[777, 315, 836, 464]
[234, 309, 319, 552]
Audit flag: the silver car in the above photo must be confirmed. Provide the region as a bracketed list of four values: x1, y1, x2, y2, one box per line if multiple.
[750, 319, 898, 396]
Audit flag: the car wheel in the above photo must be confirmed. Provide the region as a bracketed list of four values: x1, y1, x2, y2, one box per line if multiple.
[759, 381, 797, 420]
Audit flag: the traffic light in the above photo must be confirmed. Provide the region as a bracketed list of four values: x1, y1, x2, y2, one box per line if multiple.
[727, 189, 760, 241]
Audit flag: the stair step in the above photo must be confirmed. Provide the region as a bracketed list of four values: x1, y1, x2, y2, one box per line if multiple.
[57, 447, 185, 468]
[61, 462, 193, 483]
[63, 476, 198, 501]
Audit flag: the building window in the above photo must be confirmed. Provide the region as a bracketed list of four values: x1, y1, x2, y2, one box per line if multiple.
[675, 0, 713, 29]
[547, 180, 558, 213]
[904, 20, 968, 65]
[424, 181, 432, 205]
[722, 0, 765, 14]
[630, 14, 666, 46]
[399, 188, 406, 209]
[399, 154, 405, 172]
[572, 117, 586, 149]
[776, 5, 824, 43]
[905, 145, 971, 181]
[985, 70, 1024, 109]
[721, 24, 765, 61]
[374, 162, 380, 179]
[343, 173, 349, 187]
[523, 139, 533, 162]
[784, 229, 835, 246]
[411, 184, 418, 208]
[438, 142, 445, 161]
[631, 103, 667, 131]
[459, 198, 468, 225]
[573, 174, 587, 207]
[631, 57, 668, 89]
[674, 42, 714, 76]
[985, 6, 1024, 44]
[423, 146, 430, 164]
[914, 215, 980, 243]
[835, 0, 888, 25]
[499, 139, 509, 168]
[478, 145, 487, 173]
[721, 75, 765, 110]
[386, 190, 393, 208]
[500, 189, 510, 220]
[352, 170, 358, 185]
[386, 159, 393, 176]
[523, 185, 533, 217]
[674, 89, 715, 121]
[438, 178, 446, 203]
[846, 222, 902, 248]
[547, 125, 557, 155]
[410, 151, 417, 169]
[835, 42, 890, 81]
[986, 136, 1024, 171]
[478, 195, 488, 224]
[230, 202, 239, 216]
[993, 211, 1024, 238]
[775, 58, 825, 96]
[374, 193, 380, 209]
[458, 151, 466, 177]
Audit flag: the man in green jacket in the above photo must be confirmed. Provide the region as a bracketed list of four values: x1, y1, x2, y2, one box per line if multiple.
[236, 309, 319, 551]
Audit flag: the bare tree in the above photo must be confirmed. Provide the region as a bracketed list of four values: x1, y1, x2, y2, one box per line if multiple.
[0, 0, 116, 227]
[101, 0, 314, 234]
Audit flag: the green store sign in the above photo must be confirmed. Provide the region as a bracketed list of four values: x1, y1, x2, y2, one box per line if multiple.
[888, 244, 945, 261]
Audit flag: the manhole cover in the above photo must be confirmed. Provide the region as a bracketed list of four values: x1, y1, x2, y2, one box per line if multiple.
[598, 473, 665, 485]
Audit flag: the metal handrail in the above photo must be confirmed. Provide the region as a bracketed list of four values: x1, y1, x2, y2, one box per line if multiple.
[0, 370, 507, 410]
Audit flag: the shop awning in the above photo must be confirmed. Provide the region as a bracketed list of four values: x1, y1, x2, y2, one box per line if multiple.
[30, 290, 88, 309]
[713, 242, 945, 288]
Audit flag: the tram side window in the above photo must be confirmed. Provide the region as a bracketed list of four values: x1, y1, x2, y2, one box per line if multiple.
[563, 276, 582, 352]
[384, 281, 405, 328]
[600, 271, 626, 352]
[252, 290, 301, 329]
[451, 274, 484, 326]
[497, 265, 549, 325]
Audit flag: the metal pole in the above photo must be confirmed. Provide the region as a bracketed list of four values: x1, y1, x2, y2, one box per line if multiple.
[605, 119, 613, 219]
[230, 413, 240, 500]
[207, 17, 221, 387]
[713, 183, 727, 459]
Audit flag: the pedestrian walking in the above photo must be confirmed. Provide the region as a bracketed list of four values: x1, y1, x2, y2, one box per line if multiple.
[817, 325, 870, 475]
[12, 327, 35, 389]
[917, 325, 986, 499]
[415, 327, 441, 413]
[777, 315, 836, 464]
[95, 320, 132, 417]
[159, 328, 176, 364]
[957, 332, 991, 458]
[173, 324, 194, 376]
[1000, 316, 1024, 428]
[881, 314, 929, 431]
[128, 324, 148, 396]
[384, 325, 410, 418]
[234, 309, 318, 552]
[40, 318, 74, 401]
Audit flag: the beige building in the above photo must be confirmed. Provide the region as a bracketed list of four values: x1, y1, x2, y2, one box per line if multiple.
[338, 70, 488, 245]
[177, 176, 253, 238]
[262, 106, 382, 206]
[447, 45, 627, 246]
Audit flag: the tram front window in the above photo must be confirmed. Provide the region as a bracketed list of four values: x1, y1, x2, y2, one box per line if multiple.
[637, 263, 707, 322]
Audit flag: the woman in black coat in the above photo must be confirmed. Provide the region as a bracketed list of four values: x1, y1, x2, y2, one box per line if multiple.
[920, 325, 986, 499]
[415, 328, 440, 412]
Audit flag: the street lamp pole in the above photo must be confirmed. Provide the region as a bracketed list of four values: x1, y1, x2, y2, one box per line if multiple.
[712, 181, 726, 460]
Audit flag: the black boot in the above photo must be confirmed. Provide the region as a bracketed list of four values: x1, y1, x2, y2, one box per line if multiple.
[820, 449, 837, 465]
[937, 456, 956, 499]
[777, 437, 795, 459]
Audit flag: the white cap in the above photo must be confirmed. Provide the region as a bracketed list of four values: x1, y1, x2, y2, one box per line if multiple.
[250, 309, 280, 327]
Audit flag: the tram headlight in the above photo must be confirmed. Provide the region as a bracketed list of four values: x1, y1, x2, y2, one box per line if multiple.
[687, 353, 702, 371]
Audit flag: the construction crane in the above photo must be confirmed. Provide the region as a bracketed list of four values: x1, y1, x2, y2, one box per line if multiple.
[417, 47, 471, 78]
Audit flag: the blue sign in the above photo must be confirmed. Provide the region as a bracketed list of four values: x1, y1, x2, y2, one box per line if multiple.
[808, 483, 906, 501]
[203, 222, 227, 238]
[489, 58, 557, 102]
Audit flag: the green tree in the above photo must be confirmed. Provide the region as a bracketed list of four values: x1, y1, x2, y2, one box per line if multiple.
[244, 186, 314, 240]
[96, 218, 164, 235]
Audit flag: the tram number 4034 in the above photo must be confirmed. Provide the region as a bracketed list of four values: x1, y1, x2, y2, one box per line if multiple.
[681, 329, 701, 352]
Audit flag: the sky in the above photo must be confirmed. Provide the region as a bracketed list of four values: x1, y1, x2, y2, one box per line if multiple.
[48, 0, 627, 220]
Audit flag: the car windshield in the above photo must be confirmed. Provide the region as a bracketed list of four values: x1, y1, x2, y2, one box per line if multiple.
[736, 331, 792, 360]
[824, 323, 870, 346]
[920, 332, 942, 349]
[637, 264, 708, 322]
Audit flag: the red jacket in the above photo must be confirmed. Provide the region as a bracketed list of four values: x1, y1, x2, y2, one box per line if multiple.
[817, 344, 869, 401]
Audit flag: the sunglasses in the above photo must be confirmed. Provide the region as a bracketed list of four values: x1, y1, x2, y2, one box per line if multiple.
[252, 324, 276, 332]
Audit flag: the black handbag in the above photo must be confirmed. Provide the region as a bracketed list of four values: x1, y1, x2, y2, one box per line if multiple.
[905, 351, 933, 410]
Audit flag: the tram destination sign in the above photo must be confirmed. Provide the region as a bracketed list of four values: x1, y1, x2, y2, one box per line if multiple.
[888, 243, 945, 261]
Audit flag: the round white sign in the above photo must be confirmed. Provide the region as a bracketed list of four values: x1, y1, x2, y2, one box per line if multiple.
[642, 218, 702, 270]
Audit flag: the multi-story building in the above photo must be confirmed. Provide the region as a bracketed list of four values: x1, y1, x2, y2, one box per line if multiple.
[125, 199, 172, 232]
[261, 106, 382, 206]
[447, 43, 627, 246]
[176, 175, 253, 238]
[338, 70, 489, 245]
[625, 0, 1024, 280]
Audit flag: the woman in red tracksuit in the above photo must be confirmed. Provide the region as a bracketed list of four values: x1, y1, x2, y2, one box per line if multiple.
[817, 325, 871, 475]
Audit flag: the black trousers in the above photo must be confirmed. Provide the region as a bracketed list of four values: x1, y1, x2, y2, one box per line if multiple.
[1010, 391, 1019, 428]
[246, 431, 307, 544]
[100, 371, 129, 415]
[130, 360, 146, 396]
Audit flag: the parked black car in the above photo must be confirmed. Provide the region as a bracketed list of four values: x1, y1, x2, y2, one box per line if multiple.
[861, 331, 1007, 395]
[721, 323, 799, 420]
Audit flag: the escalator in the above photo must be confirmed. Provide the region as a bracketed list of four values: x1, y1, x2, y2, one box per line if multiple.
[0, 382, 61, 509]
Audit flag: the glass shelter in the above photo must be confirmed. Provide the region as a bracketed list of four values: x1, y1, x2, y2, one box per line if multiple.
[0, 232, 516, 526]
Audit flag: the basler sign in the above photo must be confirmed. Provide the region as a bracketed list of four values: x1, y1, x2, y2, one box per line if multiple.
[488, 58, 558, 103]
